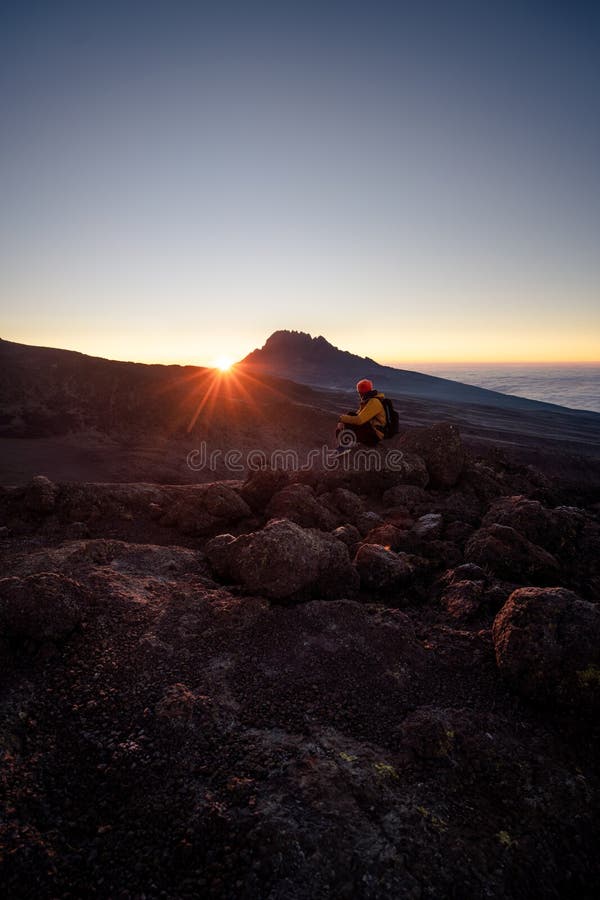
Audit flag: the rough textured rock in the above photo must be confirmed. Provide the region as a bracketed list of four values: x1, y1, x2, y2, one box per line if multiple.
[355, 510, 384, 536]
[239, 467, 290, 512]
[160, 482, 251, 535]
[381, 483, 430, 510]
[384, 449, 430, 488]
[24, 475, 59, 514]
[492, 586, 600, 708]
[412, 512, 444, 540]
[297, 453, 429, 500]
[398, 707, 458, 759]
[439, 579, 486, 620]
[465, 524, 560, 583]
[439, 563, 489, 587]
[204, 532, 237, 578]
[353, 543, 418, 593]
[443, 520, 474, 544]
[156, 683, 195, 720]
[206, 518, 359, 599]
[413, 539, 463, 569]
[10, 539, 208, 580]
[481, 496, 578, 559]
[398, 423, 465, 488]
[319, 487, 365, 525]
[330, 523, 361, 549]
[433, 488, 483, 525]
[57, 482, 165, 524]
[361, 523, 405, 550]
[0, 572, 85, 642]
[482, 496, 600, 596]
[265, 483, 338, 530]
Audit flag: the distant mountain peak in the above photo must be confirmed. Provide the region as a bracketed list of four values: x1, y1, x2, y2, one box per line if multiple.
[261, 330, 338, 352]
[240, 329, 571, 413]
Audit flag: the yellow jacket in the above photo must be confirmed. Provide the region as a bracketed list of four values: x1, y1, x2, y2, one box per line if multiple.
[340, 392, 386, 436]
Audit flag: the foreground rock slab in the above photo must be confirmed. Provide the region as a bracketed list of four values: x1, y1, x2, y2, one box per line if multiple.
[206, 517, 359, 599]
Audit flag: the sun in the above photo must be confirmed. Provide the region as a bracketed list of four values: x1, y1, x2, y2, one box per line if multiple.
[213, 356, 234, 372]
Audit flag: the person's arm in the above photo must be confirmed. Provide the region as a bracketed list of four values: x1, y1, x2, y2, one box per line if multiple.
[339, 398, 383, 426]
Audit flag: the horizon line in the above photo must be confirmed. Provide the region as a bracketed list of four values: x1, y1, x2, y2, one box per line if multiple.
[2, 336, 600, 369]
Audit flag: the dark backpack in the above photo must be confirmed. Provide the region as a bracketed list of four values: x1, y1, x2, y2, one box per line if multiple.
[379, 397, 399, 439]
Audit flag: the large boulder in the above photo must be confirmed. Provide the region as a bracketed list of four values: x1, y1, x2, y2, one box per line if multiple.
[492, 587, 600, 708]
[465, 524, 560, 583]
[482, 497, 600, 589]
[161, 483, 251, 535]
[24, 475, 59, 514]
[299, 452, 429, 500]
[57, 482, 165, 523]
[381, 484, 430, 511]
[0, 573, 86, 643]
[205, 518, 359, 600]
[353, 543, 418, 593]
[434, 489, 483, 525]
[319, 487, 366, 526]
[398, 423, 465, 488]
[382, 450, 430, 488]
[482, 496, 557, 547]
[265, 483, 338, 530]
[239, 468, 290, 512]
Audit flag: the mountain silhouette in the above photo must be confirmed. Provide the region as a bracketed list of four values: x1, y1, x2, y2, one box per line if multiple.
[241, 330, 575, 412]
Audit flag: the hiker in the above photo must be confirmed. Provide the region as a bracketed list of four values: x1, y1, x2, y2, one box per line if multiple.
[335, 379, 387, 452]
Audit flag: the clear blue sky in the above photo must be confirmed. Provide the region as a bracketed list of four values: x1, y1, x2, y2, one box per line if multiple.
[1, 1, 599, 364]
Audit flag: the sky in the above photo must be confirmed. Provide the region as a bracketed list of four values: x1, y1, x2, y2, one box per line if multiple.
[1, 0, 599, 366]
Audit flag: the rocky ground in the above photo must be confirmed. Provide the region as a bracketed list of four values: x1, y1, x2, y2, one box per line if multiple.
[1, 423, 599, 899]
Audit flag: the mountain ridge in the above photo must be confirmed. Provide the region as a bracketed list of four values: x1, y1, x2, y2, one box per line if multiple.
[241, 329, 589, 414]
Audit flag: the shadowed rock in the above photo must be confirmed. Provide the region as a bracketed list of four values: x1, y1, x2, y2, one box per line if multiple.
[412, 513, 444, 540]
[493, 586, 600, 709]
[319, 487, 366, 525]
[465, 524, 560, 583]
[361, 523, 406, 551]
[239, 467, 290, 512]
[265, 483, 339, 530]
[156, 683, 195, 721]
[24, 475, 58, 514]
[439, 580, 486, 620]
[398, 422, 465, 488]
[0, 572, 86, 643]
[331, 523, 361, 550]
[206, 518, 359, 600]
[160, 483, 251, 535]
[382, 483, 430, 510]
[353, 543, 419, 593]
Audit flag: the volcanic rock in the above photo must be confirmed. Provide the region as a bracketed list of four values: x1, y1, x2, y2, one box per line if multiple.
[398, 422, 465, 488]
[492, 586, 600, 709]
[412, 513, 444, 540]
[0, 572, 85, 643]
[265, 483, 338, 530]
[353, 543, 417, 593]
[24, 475, 59, 514]
[205, 518, 359, 599]
[465, 524, 560, 583]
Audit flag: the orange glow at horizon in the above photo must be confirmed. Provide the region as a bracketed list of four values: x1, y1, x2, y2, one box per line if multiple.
[213, 356, 234, 372]
[1, 326, 599, 368]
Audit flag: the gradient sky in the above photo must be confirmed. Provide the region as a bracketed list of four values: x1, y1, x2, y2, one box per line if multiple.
[1, 1, 599, 365]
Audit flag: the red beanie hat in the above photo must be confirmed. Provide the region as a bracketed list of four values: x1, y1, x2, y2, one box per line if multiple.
[356, 379, 373, 394]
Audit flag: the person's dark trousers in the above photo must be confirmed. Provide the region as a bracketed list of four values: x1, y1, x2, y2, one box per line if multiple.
[336, 422, 381, 447]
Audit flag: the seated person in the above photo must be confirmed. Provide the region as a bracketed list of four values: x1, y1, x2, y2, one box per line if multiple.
[335, 379, 386, 451]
